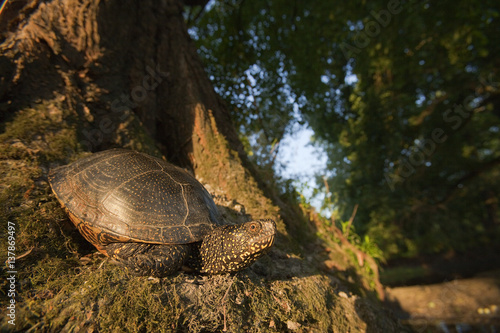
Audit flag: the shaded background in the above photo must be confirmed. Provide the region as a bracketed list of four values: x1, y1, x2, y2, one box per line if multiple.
[190, 0, 500, 270]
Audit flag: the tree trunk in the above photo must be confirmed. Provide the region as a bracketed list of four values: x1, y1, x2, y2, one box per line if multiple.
[0, 1, 401, 331]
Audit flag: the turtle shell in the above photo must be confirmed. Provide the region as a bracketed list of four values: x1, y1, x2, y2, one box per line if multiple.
[49, 149, 222, 246]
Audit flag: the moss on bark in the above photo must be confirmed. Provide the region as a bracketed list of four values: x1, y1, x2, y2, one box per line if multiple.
[0, 100, 402, 333]
[0, 0, 402, 331]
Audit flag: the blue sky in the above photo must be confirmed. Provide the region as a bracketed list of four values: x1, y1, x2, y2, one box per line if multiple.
[276, 122, 328, 210]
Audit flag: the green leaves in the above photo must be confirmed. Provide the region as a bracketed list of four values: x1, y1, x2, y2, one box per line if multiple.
[192, 0, 500, 258]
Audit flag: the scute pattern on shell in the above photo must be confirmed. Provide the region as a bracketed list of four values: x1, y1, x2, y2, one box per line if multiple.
[49, 149, 222, 246]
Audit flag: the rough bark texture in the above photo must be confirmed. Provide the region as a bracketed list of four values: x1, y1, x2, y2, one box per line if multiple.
[0, 1, 403, 331]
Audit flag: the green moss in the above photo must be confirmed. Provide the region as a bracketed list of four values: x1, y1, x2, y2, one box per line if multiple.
[0, 105, 80, 163]
[0, 102, 401, 332]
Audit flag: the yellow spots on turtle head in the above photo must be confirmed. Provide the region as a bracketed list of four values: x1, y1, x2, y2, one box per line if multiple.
[200, 219, 276, 274]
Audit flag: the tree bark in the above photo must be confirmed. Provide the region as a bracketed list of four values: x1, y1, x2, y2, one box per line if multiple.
[0, 1, 402, 331]
[1, 0, 276, 219]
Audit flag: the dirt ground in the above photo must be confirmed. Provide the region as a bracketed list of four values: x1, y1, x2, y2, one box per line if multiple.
[385, 270, 500, 332]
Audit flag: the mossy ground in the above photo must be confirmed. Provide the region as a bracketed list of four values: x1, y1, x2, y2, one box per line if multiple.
[0, 102, 402, 332]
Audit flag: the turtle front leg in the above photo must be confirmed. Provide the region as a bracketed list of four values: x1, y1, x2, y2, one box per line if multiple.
[103, 243, 189, 277]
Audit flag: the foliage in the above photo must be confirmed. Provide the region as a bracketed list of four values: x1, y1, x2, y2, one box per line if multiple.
[192, 0, 500, 258]
[340, 221, 385, 263]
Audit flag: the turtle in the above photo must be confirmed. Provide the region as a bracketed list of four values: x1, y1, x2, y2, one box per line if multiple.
[48, 149, 276, 277]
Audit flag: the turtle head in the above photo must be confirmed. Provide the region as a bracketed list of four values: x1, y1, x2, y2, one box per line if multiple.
[199, 219, 276, 274]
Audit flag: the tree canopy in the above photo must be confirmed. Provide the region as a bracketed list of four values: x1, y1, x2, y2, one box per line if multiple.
[191, 0, 500, 258]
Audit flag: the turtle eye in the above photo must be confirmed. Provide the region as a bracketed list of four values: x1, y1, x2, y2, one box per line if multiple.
[246, 222, 261, 234]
